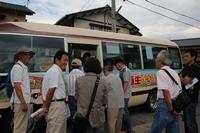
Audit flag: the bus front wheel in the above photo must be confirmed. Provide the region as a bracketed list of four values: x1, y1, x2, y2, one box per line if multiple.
[145, 89, 157, 113]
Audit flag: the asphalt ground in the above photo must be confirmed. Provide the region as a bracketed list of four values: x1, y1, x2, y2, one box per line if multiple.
[131, 100, 200, 133]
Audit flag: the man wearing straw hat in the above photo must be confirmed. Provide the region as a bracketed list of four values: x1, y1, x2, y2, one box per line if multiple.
[11, 47, 35, 133]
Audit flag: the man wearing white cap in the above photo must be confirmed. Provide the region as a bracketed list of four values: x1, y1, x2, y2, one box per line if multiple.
[67, 58, 84, 132]
[11, 47, 35, 133]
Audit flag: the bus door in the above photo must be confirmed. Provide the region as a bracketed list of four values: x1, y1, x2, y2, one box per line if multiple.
[68, 43, 97, 71]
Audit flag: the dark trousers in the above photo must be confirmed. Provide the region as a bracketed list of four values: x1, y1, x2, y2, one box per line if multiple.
[68, 96, 77, 131]
[121, 98, 131, 133]
[183, 102, 198, 133]
[0, 107, 13, 133]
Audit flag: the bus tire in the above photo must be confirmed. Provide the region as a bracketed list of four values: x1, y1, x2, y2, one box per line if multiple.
[145, 89, 157, 113]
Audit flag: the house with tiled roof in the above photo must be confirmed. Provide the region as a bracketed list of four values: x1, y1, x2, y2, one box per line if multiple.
[56, 5, 142, 36]
[0, 1, 34, 23]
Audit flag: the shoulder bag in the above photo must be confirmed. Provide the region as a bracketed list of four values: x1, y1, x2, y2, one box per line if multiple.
[162, 69, 191, 112]
[73, 76, 100, 133]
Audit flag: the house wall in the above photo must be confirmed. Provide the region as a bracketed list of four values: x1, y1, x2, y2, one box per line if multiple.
[0, 10, 26, 23]
[73, 12, 130, 34]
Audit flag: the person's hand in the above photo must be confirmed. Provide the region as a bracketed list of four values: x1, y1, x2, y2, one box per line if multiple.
[171, 110, 183, 116]
[42, 105, 49, 116]
[35, 111, 45, 121]
[20, 102, 28, 112]
[178, 111, 183, 116]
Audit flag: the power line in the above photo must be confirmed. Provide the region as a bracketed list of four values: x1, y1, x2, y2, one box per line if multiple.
[145, 0, 200, 23]
[80, 0, 93, 11]
[123, 0, 200, 30]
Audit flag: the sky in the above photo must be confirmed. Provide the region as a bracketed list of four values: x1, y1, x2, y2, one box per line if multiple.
[1, 0, 200, 40]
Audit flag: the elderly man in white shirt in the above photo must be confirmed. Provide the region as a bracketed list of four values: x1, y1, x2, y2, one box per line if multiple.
[42, 50, 69, 133]
[11, 47, 35, 133]
[103, 65, 124, 133]
[67, 58, 84, 131]
[150, 50, 182, 133]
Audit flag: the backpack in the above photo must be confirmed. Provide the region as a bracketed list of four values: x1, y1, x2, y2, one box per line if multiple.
[6, 63, 23, 98]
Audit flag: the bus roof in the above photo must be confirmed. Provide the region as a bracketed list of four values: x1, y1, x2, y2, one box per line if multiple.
[0, 22, 178, 47]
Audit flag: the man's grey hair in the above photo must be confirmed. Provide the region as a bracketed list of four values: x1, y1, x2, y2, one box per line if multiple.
[157, 50, 172, 66]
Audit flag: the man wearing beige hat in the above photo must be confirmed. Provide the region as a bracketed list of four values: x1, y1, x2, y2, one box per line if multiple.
[67, 58, 84, 132]
[11, 47, 35, 133]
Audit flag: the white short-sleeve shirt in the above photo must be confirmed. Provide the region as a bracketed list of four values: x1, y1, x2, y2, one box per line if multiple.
[67, 69, 84, 96]
[10, 61, 31, 103]
[157, 66, 182, 99]
[42, 64, 67, 101]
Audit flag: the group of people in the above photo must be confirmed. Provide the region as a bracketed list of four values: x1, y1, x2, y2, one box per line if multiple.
[150, 49, 200, 133]
[10, 48, 132, 133]
[9, 47, 200, 133]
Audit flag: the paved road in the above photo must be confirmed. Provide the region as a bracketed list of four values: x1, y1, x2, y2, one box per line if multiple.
[130, 102, 200, 133]
[1, 98, 199, 133]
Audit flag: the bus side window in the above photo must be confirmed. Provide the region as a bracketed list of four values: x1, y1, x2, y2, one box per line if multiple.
[142, 45, 166, 69]
[168, 47, 182, 69]
[102, 42, 141, 69]
[102, 42, 122, 66]
[0, 34, 31, 73]
[31, 36, 65, 72]
[121, 44, 141, 69]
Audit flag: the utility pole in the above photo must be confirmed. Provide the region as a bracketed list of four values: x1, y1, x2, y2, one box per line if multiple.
[26, 0, 30, 7]
[111, 0, 116, 32]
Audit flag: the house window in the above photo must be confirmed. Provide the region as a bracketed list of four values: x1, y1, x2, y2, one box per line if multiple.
[13, 19, 19, 22]
[89, 23, 119, 32]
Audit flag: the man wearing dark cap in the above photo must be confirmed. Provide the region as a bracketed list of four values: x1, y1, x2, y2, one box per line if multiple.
[67, 58, 84, 132]
[181, 49, 200, 133]
[11, 47, 35, 133]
